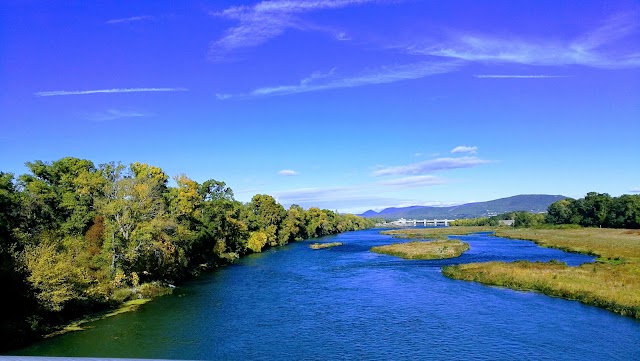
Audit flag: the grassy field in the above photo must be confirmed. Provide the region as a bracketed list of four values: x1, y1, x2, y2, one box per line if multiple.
[495, 228, 640, 262]
[381, 226, 493, 240]
[309, 242, 343, 249]
[371, 240, 469, 260]
[441, 227, 640, 319]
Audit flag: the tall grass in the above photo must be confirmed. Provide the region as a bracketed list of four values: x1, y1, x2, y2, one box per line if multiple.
[309, 242, 343, 249]
[442, 227, 640, 319]
[381, 226, 493, 240]
[442, 261, 640, 318]
[371, 240, 469, 260]
[495, 228, 640, 262]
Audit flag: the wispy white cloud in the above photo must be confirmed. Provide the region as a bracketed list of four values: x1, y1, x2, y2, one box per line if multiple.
[85, 109, 147, 122]
[272, 184, 468, 214]
[106, 15, 154, 24]
[474, 75, 569, 79]
[278, 169, 299, 176]
[209, 0, 381, 60]
[379, 175, 447, 188]
[451, 146, 477, 154]
[373, 156, 491, 177]
[217, 60, 460, 99]
[631, 186, 640, 193]
[35, 87, 188, 97]
[336, 31, 351, 41]
[273, 186, 405, 214]
[418, 11, 640, 69]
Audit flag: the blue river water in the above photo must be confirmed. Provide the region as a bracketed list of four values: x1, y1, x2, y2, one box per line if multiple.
[11, 229, 640, 360]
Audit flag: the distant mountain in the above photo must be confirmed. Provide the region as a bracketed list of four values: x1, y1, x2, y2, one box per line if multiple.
[359, 194, 568, 220]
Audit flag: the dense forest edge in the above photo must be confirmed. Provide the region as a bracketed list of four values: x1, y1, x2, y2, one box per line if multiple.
[0, 157, 375, 351]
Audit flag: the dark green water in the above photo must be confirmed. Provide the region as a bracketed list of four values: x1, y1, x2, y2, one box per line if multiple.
[10, 230, 640, 360]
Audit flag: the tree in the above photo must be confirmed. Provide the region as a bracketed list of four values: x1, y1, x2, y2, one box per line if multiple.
[606, 195, 640, 229]
[247, 231, 268, 253]
[17, 157, 101, 239]
[278, 204, 307, 245]
[545, 199, 574, 225]
[193, 179, 248, 263]
[580, 192, 612, 227]
[246, 194, 285, 246]
[513, 212, 544, 228]
[0, 173, 38, 349]
[24, 241, 90, 312]
[99, 164, 178, 279]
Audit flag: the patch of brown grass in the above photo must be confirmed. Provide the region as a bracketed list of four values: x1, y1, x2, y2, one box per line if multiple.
[381, 226, 494, 240]
[495, 228, 640, 262]
[371, 240, 469, 260]
[443, 261, 640, 318]
[309, 242, 343, 249]
[443, 227, 640, 319]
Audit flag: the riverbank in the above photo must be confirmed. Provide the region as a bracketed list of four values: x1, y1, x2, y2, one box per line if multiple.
[441, 227, 640, 318]
[371, 240, 469, 260]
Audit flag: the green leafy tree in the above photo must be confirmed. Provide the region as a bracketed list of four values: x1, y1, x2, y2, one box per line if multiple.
[545, 199, 574, 224]
[0, 173, 38, 349]
[99, 164, 178, 279]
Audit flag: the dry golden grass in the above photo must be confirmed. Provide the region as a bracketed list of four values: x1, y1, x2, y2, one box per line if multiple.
[442, 227, 640, 318]
[381, 226, 494, 240]
[443, 261, 640, 318]
[309, 242, 343, 249]
[371, 240, 469, 260]
[495, 228, 640, 262]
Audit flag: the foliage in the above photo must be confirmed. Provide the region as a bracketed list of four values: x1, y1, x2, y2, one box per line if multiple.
[451, 192, 640, 230]
[0, 157, 375, 351]
[546, 193, 640, 229]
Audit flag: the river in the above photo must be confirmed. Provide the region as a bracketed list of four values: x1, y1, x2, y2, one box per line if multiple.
[10, 229, 640, 360]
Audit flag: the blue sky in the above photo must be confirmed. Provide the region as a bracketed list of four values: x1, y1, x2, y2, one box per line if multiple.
[1, 0, 639, 213]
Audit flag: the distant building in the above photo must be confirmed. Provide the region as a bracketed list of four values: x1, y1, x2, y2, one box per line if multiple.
[499, 220, 515, 226]
[392, 218, 408, 226]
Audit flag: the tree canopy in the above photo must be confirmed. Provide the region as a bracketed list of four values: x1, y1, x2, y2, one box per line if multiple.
[0, 158, 375, 351]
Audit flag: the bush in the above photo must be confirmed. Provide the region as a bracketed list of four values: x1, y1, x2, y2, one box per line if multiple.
[137, 282, 173, 298]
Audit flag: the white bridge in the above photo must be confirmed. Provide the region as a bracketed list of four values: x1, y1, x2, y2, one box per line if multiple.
[391, 218, 456, 227]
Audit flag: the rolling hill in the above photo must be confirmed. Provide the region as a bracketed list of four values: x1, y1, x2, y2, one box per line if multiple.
[359, 194, 568, 220]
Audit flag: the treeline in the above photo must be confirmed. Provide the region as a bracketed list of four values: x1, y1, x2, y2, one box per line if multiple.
[545, 192, 640, 229]
[451, 192, 640, 229]
[0, 157, 374, 350]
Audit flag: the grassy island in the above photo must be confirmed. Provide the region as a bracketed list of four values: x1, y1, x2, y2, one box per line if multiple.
[381, 226, 493, 240]
[371, 240, 469, 260]
[442, 228, 640, 318]
[309, 242, 343, 249]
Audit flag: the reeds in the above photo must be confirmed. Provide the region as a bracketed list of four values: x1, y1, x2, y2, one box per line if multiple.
[309, 242, 343, 249]
[442, 227, 640, 318]
[371, 240, 469, 260]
